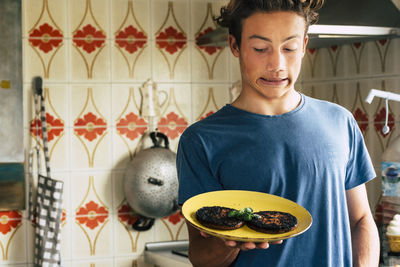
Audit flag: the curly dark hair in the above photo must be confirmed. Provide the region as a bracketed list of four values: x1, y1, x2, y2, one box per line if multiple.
[215, 0, 324, 47]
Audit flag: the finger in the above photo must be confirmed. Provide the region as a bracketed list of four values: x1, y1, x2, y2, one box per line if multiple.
[224, 240, 238, 247]
[270, 240, 283, 245]
[239, 242, 256, 250]
[255, 242, 270, 249]
[200, 231, 210, 238]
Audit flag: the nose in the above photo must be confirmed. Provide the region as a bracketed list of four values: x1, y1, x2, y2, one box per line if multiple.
[267, 50, 285, 72]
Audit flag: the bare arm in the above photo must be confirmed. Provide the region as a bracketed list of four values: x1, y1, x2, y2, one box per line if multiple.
[186, 221, 278, 267]
[346, 184, 380, 267]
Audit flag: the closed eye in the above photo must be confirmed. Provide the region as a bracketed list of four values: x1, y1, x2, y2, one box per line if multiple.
[253, 48, 266, 53]
[283, 47, 297, 52]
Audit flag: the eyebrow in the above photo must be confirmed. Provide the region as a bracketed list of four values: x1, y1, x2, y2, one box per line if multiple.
[248, 34, 301, 42]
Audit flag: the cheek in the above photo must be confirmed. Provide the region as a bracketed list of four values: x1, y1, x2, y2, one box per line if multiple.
[288, 55, 303, 74]
[240, 53, 260, 73]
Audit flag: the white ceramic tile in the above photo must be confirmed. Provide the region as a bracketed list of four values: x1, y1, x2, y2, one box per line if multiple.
[70, 85, 112, 127]
[312, 46, 337, 80]
[60, 209, 72, 261]
[358, 41, 383, 75]
[338, 44, 363, 77]
[114, 256, 148, 267]
[112, 0, 150, 37]
[69, 38, 111, 82]
[151, 0, 190, 39]
[70, 172, 113, 215]
[70, 173, 113, 258]
[113, 213, 156, 256]
[190, 1, 229, 82]
[111, 0, 151, 81]
[0, 216, 27, 263]
[69, 0, 109, 39]
[69, 259, 114, 267]
[300, 48, 319, 81]
[191, 84, 229, 122]
[69, 85, 112, 169]
[152, 40, 190, 82]
[111, 84, 142, 127]
[152, 214, 186, 242]
[385, 38, 400, 75]
[23, 0, 67, 39]
[192, 44, 230, 82]
[384, 78, 400, 123]
[151, 0, 190, 82]
[23, 37, 67, 82]
[111, 39, 152, 81]
[156, 84, 191, 140]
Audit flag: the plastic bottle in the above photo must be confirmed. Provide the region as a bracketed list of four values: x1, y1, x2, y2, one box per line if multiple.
[382, 135, 400, 196]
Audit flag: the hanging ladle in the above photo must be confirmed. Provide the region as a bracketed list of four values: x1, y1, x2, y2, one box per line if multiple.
[382, 97, 390, 135]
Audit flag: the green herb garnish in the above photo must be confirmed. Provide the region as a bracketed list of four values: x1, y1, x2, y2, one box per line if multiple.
[228, 207, 259, 221]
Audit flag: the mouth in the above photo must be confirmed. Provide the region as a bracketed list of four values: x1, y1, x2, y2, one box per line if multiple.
[258, 77, 289, 86]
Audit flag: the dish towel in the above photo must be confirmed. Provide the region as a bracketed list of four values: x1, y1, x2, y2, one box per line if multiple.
[29, 77, 64, 267]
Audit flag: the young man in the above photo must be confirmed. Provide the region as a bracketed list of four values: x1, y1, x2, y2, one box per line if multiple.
[177, 0, 380, 266]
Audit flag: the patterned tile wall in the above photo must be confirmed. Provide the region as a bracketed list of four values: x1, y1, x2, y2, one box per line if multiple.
[0, 0, 399, 265]
[300, 39, 400, 212]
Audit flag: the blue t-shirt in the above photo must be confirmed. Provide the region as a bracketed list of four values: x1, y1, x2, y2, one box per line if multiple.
[177, 94, 376, 267]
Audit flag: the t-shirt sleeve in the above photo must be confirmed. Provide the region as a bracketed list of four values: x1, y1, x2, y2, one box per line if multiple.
[176, 130, 223, 205]
[345, 116, 376, 190]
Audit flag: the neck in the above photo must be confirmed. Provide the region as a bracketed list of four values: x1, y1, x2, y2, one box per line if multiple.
[231, 89, 301, 116]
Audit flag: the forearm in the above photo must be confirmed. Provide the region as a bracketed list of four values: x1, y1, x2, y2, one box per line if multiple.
[187, 222, 239, 267]
[351, 214, 380, 267]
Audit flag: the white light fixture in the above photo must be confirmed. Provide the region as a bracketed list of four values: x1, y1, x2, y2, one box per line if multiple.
[309, 25, 400, 37]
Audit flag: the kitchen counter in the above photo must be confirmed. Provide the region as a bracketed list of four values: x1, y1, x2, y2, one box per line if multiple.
[144, 240, 191, 267]
[144, 250, 191, 267]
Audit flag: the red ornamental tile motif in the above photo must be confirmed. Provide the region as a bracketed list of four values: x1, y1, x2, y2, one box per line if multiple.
[353, 108, 369, 134]
[330, 45, 338, 52]
[74, 112, 107, 142]
[156, 26, 187, 55]
[0, 211, 22, 235]
[200, 111, 214, 121]
[76, 201, 108, 230]
[30, 113, 64, 142]
[29, 23, 63, 53]
[118, 204, 139, 225]
[116, 112, 148, 141]
[166, 210, 183, 225]
[61, 209, 67, 224]
[353, 42, 362, 49]
[115, 25, 147, 54]
[374, 107, 395, 137]
[73, 24, 106, 54]
[158, 112, 188, 140]
[196, 27, 222, 56]
[379, 39, 388, 46]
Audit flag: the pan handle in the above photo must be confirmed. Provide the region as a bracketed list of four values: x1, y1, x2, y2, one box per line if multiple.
[150, 131, 169, 149]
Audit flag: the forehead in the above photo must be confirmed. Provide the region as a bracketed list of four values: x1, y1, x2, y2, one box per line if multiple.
[241, 11, 306, 40]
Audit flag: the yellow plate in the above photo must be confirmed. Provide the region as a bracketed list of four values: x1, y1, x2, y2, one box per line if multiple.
[182, 190, 312, 242]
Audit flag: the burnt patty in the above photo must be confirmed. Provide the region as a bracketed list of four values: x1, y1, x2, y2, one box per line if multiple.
[247, 211, 298, 234]
[196, 206, 245, 230]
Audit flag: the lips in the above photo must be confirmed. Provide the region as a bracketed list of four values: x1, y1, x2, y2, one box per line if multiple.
[259, 77, 289, 86]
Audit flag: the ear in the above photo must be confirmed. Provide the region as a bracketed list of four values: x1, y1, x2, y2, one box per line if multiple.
[301, 34, 309, 57]
[229, 34, 239, 57]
